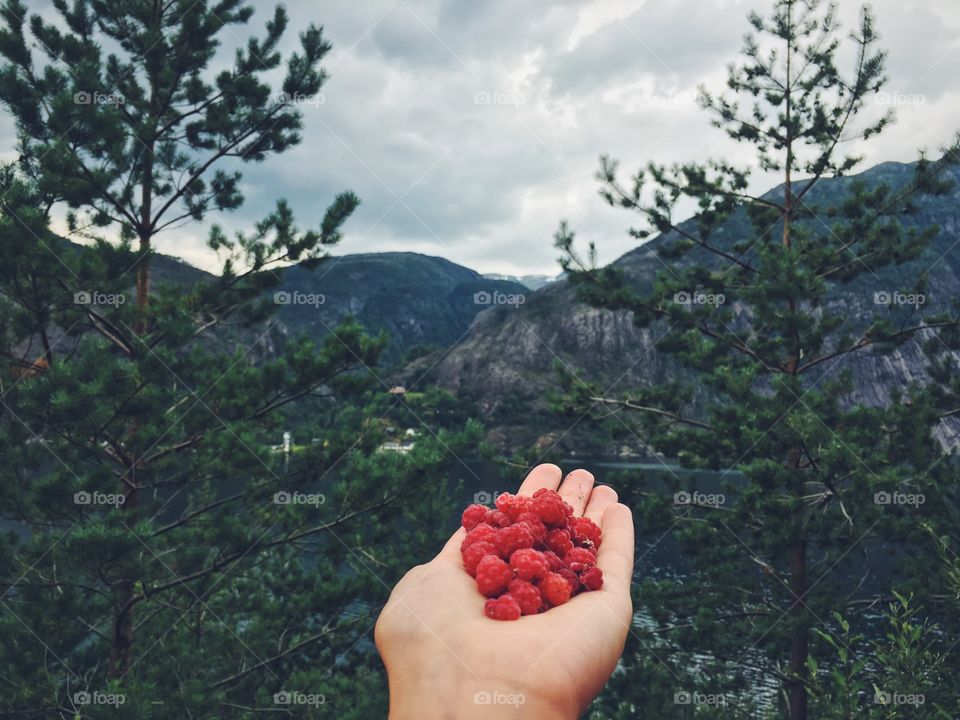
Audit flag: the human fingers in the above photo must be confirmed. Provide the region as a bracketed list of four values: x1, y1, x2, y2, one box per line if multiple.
[583, 484, 619, 526]
[557, 468, 596, 517]
[594, 502, 634, 597]
[516, 463, 563, 496]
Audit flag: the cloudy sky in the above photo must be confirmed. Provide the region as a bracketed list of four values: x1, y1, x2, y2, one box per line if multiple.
[6, 0, 960, 276]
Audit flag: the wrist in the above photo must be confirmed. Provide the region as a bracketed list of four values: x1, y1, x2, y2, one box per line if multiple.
[388, 681, 574, 720]
[385, 651, 578, 720]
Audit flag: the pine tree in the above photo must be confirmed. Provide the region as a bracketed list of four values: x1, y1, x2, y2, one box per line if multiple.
[0, 3, 477, 717]
[555, 1, 960, 717]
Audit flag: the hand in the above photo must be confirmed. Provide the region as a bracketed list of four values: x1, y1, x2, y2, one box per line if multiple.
[375, 464, 635, 719]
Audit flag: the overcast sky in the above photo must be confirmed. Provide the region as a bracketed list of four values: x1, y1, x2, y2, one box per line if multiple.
[6, 0, 960, 276]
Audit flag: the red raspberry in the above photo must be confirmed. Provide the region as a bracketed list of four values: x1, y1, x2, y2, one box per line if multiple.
[507, 579, 542, 615]
[461, 504, 489, 531]
[509, 548, 549, 581]
[541, 572, 572, 606]
[475, 555, 513, 596]
[484, 593, 521, 621]
[572, 517, 602, 548]
[565, 547, 597, 572]
[462, 541, 496, 577]
[495, 492, 531, 521]
[580, 566, 604, 591]
[515, 512, 547, 542]
[542, 550, 565, 572]
[557, 567, 579, 594]
[545, 528, 573, 556]
[495, 524, 535, 558]
[458, 493, 604, 618]
[566, 547, 596, 564]
[531, 490, 567, 526]
[484, 509, 512, 528]
[461, 524, 497, 552]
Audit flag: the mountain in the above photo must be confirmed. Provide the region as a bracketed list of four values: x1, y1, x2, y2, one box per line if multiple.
[274, 252, 528, 362]
[27, 160, 960, 455]
[16, 244, 528, 368]
[148, 250, 530, 364]
[396, 161, 960, 454]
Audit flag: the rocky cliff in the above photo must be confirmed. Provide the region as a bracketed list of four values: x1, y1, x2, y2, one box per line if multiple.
[399, 161, 960, 453]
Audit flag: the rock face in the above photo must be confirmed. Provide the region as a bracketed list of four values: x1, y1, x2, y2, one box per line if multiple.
[430, 284, 671, 415]
[403, 160, 960, 452]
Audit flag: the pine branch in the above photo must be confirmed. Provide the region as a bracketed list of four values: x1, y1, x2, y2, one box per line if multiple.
[134, 498, 396, 604]
[586, 396, 712, 429]
[212, 618, 366, 689]
[797, 319, 960, 373]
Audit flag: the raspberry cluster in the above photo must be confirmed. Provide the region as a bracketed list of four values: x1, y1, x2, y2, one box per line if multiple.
[460, 489, 603, 620]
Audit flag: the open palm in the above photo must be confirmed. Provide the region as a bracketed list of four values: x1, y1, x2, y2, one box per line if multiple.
[375, 464, 635, 719]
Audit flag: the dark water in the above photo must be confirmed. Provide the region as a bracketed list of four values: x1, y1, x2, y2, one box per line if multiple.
[449, 456, 734, 514]
[452, 457, 896, 594]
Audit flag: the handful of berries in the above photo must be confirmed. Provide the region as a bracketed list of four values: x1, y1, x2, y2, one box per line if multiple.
[460, 488, 603, 620]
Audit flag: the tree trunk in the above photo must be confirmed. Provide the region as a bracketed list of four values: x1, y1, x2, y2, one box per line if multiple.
[134, 149, 153, 336]
[108, 585, 136, 677]
[134, 132, 154, 334]
[110, 141, 154, 676]
[782, 8, 807, 716]
[134, 241, 150, 335]
[788, 531, 808, 719]
[108, 450, 141, 679]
